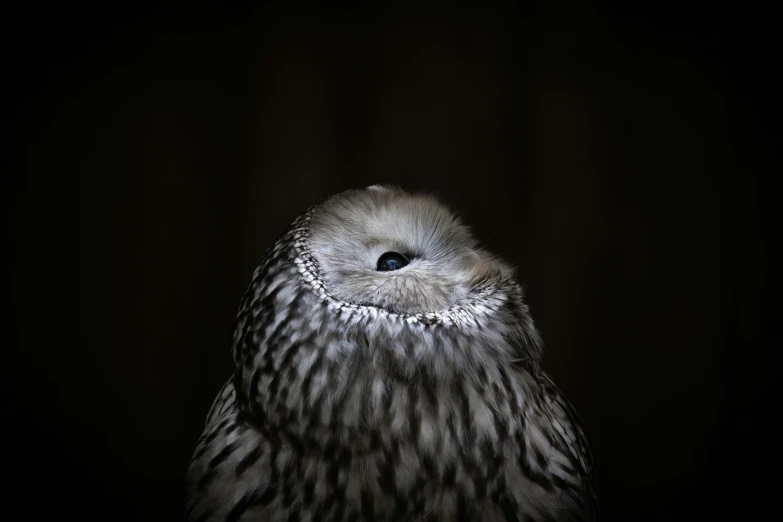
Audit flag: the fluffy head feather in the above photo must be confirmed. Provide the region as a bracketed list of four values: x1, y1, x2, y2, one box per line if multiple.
[308, 184, 516, 315]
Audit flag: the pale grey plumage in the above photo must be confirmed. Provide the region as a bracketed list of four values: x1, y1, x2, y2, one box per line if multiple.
[185, 185, 597, 521]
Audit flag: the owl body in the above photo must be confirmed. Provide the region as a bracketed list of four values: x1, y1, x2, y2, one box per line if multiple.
[185, 187, 597, 521]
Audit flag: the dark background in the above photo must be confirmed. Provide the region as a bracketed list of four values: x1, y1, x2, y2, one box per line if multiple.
[5, 2, 780, 520]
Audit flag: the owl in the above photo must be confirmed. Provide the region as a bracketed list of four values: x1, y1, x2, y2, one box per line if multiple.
[185, 185, 597, 521]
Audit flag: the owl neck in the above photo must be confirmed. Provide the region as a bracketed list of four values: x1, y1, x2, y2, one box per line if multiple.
[234, 286, 542, 456]
[231, 238, 543, 454]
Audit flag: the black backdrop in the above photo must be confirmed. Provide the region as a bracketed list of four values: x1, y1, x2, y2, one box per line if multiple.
[5, 2, 780, 521]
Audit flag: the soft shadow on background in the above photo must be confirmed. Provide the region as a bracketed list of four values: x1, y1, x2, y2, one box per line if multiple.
[4, 2, 780, 521]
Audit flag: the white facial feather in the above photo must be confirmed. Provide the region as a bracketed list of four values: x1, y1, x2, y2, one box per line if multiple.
[308, 185, 515, 315]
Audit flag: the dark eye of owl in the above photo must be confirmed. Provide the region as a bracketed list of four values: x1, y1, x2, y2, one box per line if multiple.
[376, 252, 409, 272]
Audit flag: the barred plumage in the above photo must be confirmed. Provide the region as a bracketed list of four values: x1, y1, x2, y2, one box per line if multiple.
[185, 186, 598, 521]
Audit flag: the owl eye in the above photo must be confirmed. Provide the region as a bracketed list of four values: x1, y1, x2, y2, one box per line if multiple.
[376, 252, 409, 272]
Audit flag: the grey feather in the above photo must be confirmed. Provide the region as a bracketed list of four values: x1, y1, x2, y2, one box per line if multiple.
[185, 185, 598, 521]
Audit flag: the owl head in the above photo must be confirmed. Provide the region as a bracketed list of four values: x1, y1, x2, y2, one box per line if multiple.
[231, 185, 544, 441]
[234, 184, 543, 395]
[307, 184, 517, 316]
